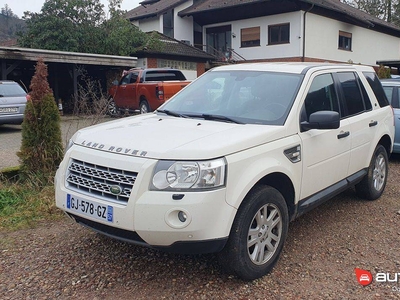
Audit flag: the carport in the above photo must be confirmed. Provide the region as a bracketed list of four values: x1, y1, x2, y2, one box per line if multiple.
[0, 46, 137, 112]
[376, 59, 400, 75]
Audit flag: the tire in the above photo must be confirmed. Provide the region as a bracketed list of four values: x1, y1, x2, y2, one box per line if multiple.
[107, 98, 118, 116]
[139, 100, 150, 114]
[355, 144, 389, 200]
[219, 185, 289, 281]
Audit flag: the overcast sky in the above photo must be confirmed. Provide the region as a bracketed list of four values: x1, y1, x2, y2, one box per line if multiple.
[0, 0, 141, 18]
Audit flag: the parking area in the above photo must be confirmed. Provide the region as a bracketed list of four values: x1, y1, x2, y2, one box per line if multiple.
[0, 116, 113, 170]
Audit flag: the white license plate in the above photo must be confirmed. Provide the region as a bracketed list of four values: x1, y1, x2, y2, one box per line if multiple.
[66, 194, 113, 223]
[0, 107, 18, 113]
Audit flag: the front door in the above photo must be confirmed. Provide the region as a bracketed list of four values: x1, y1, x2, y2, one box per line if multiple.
[206, 25, 232, 60]
[299, 72, 351, 199]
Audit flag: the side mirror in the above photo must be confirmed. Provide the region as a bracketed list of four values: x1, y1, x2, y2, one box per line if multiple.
[112, 80, 119, 86]
[301, 110, 340, 132]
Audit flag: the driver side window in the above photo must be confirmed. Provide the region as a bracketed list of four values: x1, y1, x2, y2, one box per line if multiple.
[121, 73, 131, 85]
[302, 74, 339, 122]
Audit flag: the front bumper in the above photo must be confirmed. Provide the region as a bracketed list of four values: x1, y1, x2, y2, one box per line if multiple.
[55, 145, 237, 253]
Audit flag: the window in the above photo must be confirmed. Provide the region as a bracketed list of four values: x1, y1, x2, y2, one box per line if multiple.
[120, 74, 131, 85]
[338, 31, 352, 51]
[363, 72, 390, 107]
[268, 23, 290, 45]
[241, 27, 260, 47]
[382, 87, 394, 106]
[384, 86, 400, 109]
[337, 72, 365, 116]
[303, 74, 339, 121]
[145, 71, 186, 81]
[163, 9, 174, 38]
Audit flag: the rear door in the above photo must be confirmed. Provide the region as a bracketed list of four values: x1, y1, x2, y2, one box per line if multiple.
[334, 71, 378, 175]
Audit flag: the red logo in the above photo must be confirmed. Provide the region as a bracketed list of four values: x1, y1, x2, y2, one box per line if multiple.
[355, 268, 373, 286]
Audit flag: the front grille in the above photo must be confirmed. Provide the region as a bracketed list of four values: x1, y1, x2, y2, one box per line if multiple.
[66, 159, 137, 204]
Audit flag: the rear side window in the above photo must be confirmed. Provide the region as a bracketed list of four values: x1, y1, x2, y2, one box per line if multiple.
[363, 72, 390, 107]
[337, 72, 366, 116]
[0, 83, 26, 97]
[145, 71, 186, 81]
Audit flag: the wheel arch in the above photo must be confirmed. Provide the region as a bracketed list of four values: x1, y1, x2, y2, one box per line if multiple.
[378, 134, 392, 157]
[139, 95, 151, 109]
[244, 172, 296, 221]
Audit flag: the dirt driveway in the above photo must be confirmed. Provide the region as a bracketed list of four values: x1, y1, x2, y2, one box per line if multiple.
[1, 154, 400, 299]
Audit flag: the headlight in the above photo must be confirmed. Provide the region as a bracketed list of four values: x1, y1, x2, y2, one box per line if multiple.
[151, 158, 226, 191]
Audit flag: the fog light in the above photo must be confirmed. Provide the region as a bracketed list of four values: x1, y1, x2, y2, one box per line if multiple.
[178, 211, 187, 222]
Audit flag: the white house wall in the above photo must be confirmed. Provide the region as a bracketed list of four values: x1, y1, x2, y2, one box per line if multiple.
[305, 13, 400, 65]
[139, 16, 162, 33]
[203, 12, 303, 61]
[174, 1, 194, 44]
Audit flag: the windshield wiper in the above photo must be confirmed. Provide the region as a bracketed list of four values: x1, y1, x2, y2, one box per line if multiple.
[157, 109, 189, 118]
[201, 114, 243, 124]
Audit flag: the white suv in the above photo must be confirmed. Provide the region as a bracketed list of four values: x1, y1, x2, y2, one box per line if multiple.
[55, 63, 394, 280]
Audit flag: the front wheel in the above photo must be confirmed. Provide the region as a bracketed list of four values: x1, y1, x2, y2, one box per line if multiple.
[355, 144, 389, 200]
[219, 185, 289, 281]
[107, 98, 118, 116]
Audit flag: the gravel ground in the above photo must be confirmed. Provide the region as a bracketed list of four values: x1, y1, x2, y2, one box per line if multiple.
[1, 155, 400, 299]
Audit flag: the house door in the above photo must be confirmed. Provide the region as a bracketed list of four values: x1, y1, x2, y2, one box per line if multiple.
[206, 25, 231, 59]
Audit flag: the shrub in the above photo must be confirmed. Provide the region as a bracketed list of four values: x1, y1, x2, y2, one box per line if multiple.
[17, 59, 63, 187]
[377, 65, 391, 79]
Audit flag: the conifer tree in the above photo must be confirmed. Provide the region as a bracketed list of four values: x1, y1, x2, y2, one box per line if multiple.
[18, 58, 63, 187]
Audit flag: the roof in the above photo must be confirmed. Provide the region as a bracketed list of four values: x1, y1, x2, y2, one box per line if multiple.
[126, 0, 400, 33]
[126, 0, 188, 21]
[0, 46, 137, 67]
[377, 60, 400, 70]
[133, 31, 215, 60]
[210, 62, 374, 74]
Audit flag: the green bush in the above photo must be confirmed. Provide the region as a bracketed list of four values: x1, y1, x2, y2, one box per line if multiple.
[377, 65, 391, 79]
[17, 59, 63, 187]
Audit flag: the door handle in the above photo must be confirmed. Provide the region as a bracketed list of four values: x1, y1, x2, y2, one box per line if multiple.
[369, 120, 378, 127]
[337, 131, 350, 139]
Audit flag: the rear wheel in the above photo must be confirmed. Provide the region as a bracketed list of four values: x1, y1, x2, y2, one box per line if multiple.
[355, 144, 388, 200]
[139, 100, 150, 114]
[219, 185, 289, 281]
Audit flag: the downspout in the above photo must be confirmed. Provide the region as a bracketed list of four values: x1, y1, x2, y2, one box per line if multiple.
[302, 4, 314, 62]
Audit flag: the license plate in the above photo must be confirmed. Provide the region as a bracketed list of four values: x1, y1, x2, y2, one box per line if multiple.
[0, 107, 18, 113]
[66, 194, 113, 223]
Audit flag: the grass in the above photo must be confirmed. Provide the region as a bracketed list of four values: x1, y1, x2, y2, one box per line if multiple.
[0, 181, 63, 231]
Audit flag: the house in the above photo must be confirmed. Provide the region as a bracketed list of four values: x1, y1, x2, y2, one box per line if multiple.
[126, 0, 400, 67]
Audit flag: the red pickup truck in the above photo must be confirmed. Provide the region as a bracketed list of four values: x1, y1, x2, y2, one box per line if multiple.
[108, 68, 191, 115]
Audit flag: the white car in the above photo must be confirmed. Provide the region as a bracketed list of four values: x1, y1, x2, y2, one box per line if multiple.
[55, 63, 394, 280]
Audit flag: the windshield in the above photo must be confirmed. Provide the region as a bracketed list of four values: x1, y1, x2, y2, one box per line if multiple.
[159, 70, 303, 125]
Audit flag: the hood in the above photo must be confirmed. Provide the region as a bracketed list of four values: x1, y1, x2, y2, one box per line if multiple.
[73, 114, 286, 160]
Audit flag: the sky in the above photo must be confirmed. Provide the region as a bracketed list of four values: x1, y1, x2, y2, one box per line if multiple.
[0, 0, 141, 18]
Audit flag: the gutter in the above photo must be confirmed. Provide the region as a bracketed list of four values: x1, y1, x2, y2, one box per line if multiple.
[302, 4, 314, 62]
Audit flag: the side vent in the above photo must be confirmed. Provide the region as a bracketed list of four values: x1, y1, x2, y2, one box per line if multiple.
[284, 145, 301, 163]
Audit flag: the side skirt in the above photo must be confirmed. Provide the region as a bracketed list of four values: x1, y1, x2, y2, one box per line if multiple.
[294, 169, 367, 219]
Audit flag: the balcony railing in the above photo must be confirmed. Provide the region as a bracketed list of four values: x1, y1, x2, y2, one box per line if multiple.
[195, 44, 246, 63]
